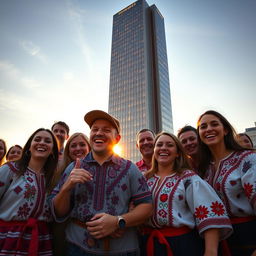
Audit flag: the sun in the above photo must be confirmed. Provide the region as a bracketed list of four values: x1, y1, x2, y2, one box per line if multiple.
[113, 144, 122, 156]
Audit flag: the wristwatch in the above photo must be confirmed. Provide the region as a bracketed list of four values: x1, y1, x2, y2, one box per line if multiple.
[117, 215, 126, 229]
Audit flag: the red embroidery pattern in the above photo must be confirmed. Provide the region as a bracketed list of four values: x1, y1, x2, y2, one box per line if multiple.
[195, 205, 209, 220]
[160, 194, 168, 202]
[17, 202, 31, 218]
[210, 201, 225, 216]
[244, 183, 253, 199]
[24, 183, 36, 200]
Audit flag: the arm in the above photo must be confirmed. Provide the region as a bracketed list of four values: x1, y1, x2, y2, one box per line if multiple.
[86, 202, 152, 239]
[203, 228, 219, 256]
[53, 159, 92, 217]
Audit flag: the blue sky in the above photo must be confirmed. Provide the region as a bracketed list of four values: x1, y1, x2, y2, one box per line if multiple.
[0, 0, 255, 149]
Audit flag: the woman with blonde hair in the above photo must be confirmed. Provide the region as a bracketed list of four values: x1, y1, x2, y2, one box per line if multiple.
[0, 139, 7, 166]
[51, 132, 90, 256]
[141, 132, 232, 256]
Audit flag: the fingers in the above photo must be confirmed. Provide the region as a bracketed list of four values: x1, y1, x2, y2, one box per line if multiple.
[75, 158, 80, 168]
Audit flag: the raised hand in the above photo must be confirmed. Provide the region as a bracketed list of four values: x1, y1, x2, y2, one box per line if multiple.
[61, 158, 93, 192]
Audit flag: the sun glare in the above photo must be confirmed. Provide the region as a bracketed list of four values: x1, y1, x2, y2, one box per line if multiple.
[113, 144, 122, 156]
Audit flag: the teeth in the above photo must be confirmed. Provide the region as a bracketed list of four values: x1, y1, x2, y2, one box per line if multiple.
[206, 135, 215, 138]
[37, 147, 46, 152]
[95, 139, 104, 143]
[159, 153, 168, 156]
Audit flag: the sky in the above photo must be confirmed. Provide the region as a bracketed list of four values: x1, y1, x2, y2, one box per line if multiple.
[0, 0, 255, 150]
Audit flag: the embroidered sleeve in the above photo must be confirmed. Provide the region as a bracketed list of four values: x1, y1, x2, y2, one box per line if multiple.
[0, 164, 14, 199]
[240, 152, 256, 213]
[129, 162, 152, 205]
[185, 175, 232, 240]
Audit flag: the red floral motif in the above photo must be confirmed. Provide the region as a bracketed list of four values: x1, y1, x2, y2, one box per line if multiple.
[160, 194, 168, 202]
[178, 195, 183, 200]
[17, 203, 31, 218]
[24, 183, 36, 199]
[194, 205, 209, 220]
[210, 201, 225, 216]
[0, 181, 4, 187]
[244, 183, 253, 199]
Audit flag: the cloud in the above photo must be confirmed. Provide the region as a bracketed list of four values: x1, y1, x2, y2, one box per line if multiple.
[66, 0, 93, 71]
[20, 40, 48, 63]
[0, 60, 41, 91]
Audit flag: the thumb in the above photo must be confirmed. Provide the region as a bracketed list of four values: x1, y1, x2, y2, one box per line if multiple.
[75, 158, 81, 168]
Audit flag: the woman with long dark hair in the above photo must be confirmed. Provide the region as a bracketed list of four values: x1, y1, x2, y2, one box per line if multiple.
[0, 128, 59, 256]
[197, 110, 256, 256]
[140, 132, 232, 256]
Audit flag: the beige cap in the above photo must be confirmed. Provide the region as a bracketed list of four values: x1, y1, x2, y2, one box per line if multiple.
[84, 110, 120, 133]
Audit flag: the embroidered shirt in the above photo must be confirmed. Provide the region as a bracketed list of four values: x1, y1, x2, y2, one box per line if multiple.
[204, 150, 256, 217]
[50, 152, 152, 255]
[136, 159, 151, 173]
[146, 169, 232, 240]
[0, 162, 51, 221]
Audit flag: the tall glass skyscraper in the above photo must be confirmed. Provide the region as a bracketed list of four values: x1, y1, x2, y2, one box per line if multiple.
[108, 0, 173, 162]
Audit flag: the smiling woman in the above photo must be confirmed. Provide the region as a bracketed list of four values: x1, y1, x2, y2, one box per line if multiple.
[0, 128, 59, 256]
[197, 110, 256, 255]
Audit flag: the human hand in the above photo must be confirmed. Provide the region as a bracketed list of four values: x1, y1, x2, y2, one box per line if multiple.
[86, 213, 118, 239]
[61, 158, 93, 192]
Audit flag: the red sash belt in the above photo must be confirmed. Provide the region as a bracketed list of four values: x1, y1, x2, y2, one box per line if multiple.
[230, 215, 256, 225]
[141, 226, 192, 256]
[0, 218, 44, 256]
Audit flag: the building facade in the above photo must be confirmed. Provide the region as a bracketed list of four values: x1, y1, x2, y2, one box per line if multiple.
[245, 122, 256, 148]
[108, 0, 173, 162]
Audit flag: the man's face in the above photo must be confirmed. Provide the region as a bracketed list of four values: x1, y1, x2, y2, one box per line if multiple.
[136, 131, 155, 159]
[89, 119, 120, 156]
[179, 130, 198, 157]
[52, 124, 69, 147]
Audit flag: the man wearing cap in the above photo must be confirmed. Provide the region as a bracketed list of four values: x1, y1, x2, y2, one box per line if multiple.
[135, 129, 155, 173]
[50, 110, 152, 256]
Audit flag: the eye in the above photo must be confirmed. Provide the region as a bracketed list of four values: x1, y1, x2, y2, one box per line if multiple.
[199, 124, 207, 129]
[45, 138, 52, 143]
[34, 137, 41, 142]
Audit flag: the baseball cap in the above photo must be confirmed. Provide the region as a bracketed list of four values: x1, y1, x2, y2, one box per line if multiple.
[84, 110, 120, 133]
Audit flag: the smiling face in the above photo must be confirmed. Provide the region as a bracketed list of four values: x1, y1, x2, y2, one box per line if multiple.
[179, 130, 198, 157]
[137, 131, 155, 159]
[29, 130, 54, 161]
[198, 114, 228, 148]
[89, 119, 120, 157]
[6, 146, 22, 161]
[154, 134, 179, 168]
[69, 135, 90, 161]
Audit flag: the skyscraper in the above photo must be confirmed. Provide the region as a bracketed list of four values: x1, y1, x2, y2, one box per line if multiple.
[108, 0, 173, 162]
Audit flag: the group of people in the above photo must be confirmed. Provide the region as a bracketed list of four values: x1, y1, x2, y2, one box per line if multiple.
[0, 109, 255, 256]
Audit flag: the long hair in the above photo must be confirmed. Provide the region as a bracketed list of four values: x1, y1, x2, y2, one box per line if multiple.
[0, 139, 7, 165]
[16, 128, 59, 192]
[6, 145, 23, 161]
[51, 133, 90, 189]
[145, 132, 190, 179]
[197, 110, 244, 177]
